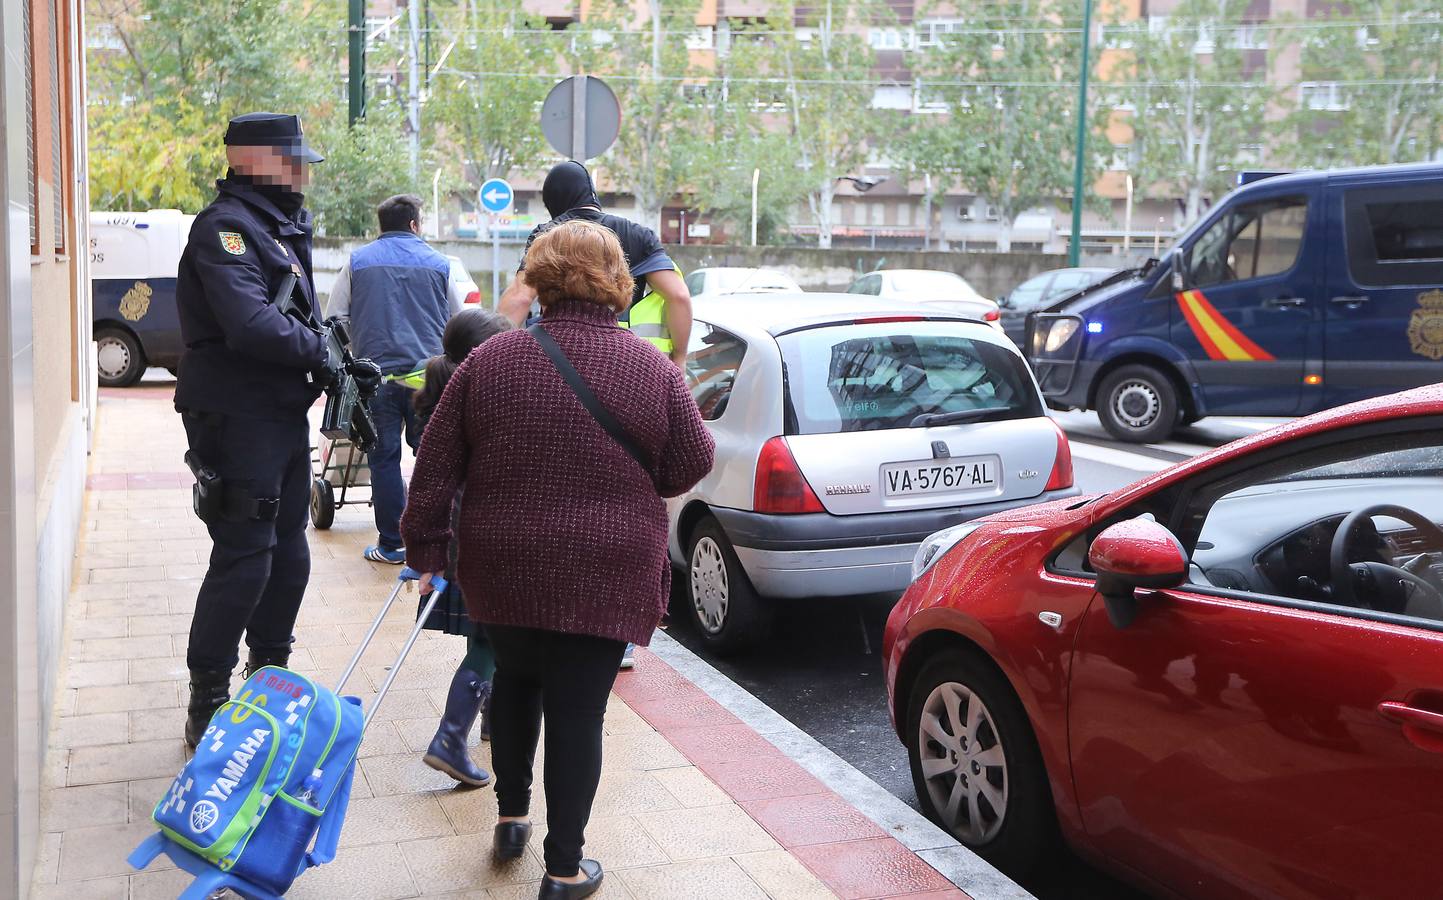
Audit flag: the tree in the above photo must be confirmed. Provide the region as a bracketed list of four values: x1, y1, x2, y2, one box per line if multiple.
[423, 1, 555, 193]
[722, 0, 889, 249]
[572, 0, 715, 232]
[85, 0, 336, 210]
[1117, 0, 1277, 224]
[909, 0, 1094, 250]
[1284, 2, 1443, 167]
[307, 103, 419, 237]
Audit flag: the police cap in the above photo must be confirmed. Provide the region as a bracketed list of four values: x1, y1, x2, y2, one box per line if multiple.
[224, 112, 324, 164]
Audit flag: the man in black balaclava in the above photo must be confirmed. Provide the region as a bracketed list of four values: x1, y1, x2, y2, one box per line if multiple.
[172, 112, 330, 747]
[499, 160, 692, 368]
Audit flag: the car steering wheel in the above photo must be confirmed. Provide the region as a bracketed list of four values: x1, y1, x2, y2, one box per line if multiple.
[1330, 504, 1443, 614]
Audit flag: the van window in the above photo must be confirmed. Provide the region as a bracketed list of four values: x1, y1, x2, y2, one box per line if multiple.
[685, 322, 746, 421]
[1344, 184, 1443, 287]
[1187, 196, 1307, 289]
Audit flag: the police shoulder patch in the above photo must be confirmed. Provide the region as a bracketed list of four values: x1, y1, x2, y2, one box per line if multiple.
[218, 232, 247, 256]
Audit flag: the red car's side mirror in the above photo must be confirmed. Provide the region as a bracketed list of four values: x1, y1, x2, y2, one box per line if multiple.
[1088, 518, 1189, 628]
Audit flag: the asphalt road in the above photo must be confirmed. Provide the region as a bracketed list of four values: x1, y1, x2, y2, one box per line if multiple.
[667, 411, 1293, 900]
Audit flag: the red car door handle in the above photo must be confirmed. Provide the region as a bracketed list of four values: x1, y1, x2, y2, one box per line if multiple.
[1378, 701, 1443, 734]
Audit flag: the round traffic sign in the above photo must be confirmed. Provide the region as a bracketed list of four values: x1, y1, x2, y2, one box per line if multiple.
[479, 178, 513, 214]
[540, 76, 621, 161]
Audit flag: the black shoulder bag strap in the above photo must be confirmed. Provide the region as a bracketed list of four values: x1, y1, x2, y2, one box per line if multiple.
[527, 324, 652, 477]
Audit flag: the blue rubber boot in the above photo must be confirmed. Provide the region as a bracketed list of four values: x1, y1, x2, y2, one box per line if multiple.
[423, 668, 492, 787]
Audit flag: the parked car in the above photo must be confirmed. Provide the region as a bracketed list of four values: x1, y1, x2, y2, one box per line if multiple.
[447, 255, 482, 305]
[683, 267, 802, 298]
[846, 269, 1001, 327]
[669, 293, 1077, 651]
[884, 383, 1443, 897]
[997, 267, 1112, 346]
[90, 209, 195, 386]
[1028, 163, 1443, 443]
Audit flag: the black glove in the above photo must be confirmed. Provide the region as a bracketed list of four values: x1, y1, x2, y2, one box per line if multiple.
[348, 358, 383, 400]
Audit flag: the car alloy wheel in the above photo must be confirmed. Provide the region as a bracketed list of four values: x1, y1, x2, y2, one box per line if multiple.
[690, 535, 729, 635]
[1112, 379, 1160, 430]
[917, 680, 1009, 845]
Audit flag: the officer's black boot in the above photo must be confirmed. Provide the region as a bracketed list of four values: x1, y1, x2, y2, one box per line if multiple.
[423, 668, 492, 787]
[184, 668, 233, 749]
[243, 645, 292, 678]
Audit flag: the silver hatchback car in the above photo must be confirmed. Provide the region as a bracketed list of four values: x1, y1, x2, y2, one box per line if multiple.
[669, 293, 1078, 651]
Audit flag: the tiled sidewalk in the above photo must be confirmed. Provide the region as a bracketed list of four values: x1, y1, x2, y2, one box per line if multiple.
[33, 382, 972, 900]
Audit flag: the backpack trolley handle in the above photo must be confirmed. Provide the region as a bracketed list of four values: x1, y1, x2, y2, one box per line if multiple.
[335, 566, 448, 732]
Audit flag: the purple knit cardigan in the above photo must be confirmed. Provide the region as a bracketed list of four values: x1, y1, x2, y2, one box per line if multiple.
[400, 300, 716, 646]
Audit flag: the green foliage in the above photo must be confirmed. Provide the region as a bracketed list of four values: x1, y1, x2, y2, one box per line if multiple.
[86, 0, 337, 211]
[422, 2, 554, 192]
[307, 103, 418, 238]
[907, 0, 1094, 247]
[1282, 1, 1443, 167]
[1109, 0, 1277, 222]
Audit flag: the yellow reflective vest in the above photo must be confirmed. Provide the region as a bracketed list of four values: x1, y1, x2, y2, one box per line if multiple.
[619, 266, 680, 354]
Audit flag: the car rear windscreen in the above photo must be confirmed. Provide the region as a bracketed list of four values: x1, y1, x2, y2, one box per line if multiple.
[777, 323, 1042, 434]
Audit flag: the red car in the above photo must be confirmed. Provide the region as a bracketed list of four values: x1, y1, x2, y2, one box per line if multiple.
[884, 384, 1443, 899]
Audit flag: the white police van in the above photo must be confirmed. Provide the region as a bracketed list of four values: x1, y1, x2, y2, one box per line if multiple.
[90, 210, 194, 386]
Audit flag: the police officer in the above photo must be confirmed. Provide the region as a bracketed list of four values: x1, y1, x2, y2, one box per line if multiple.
[174, 112, 329, 747]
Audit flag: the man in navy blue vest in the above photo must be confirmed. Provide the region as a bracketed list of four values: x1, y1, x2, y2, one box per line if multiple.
[327, 195, 464, 563]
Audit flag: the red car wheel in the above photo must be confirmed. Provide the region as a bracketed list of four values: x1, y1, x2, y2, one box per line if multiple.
[906, 650, 1056, 875]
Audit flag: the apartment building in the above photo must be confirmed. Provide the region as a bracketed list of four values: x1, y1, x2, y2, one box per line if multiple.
[0, 0, 93, 896]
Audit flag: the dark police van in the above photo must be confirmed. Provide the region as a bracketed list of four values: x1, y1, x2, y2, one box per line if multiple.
[90, 210, 194, 386]
[1028, 163, 1443, 442]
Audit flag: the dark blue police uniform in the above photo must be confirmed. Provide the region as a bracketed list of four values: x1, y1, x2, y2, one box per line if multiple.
[174, 112, 328, 747]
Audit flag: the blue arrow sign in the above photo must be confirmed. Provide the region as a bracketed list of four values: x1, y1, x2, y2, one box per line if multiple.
[479, 178, 513, 214]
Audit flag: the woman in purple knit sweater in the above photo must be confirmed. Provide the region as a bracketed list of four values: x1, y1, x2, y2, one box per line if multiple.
[401, 220, 715, 899]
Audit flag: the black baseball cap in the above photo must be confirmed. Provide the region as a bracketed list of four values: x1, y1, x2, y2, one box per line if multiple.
[224, 112, 324, 163]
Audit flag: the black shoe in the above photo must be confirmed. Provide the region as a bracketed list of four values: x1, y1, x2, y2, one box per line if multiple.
[242, 644, 292, 679]
[184, 668, 233, 749]
[539, 860, 603, 899]
[493, 821, 532, 861]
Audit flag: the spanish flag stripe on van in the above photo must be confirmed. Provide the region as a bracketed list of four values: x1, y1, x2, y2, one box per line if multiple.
[1176, 290, 1275, 362]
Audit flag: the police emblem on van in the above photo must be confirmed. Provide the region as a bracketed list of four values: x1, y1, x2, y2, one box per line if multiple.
[1408, 289, 1443, 361]
[119, 281, 152, 322]
[218, 232, 247, 256]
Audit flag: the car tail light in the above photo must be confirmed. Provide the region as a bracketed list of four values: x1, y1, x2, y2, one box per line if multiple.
[983, 309, 1000, 322]
[853, 316, 925, 325]
[464, 291, 481, 305]
[754, 437, 825, 514]
[1045, 419, 1074, 491]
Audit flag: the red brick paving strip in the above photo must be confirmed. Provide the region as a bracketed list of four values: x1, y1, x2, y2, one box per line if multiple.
[618, 647, 973, 900]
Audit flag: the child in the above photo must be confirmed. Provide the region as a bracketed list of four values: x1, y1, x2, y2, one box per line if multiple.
[412, 307, 513, 786]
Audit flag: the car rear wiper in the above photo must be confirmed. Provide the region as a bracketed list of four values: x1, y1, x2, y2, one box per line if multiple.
[909, 409, 1009, 428]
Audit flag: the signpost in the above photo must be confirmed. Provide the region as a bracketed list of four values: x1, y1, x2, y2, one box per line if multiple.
[540, 75, 621, 161]
[479, 177, 513, 308]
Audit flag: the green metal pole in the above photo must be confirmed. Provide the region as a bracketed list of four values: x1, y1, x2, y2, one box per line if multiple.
[348, 0, 366, 125]
[1068, 0, 1094, 267]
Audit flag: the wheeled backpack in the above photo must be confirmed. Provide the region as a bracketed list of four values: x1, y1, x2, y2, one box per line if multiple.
[129, 568, 448, 899]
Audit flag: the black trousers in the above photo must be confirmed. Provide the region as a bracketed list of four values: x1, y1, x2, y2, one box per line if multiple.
[487, 625, 626, 877]
[182, 410, 313, 672]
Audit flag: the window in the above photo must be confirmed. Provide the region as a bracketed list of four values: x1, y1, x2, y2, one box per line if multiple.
[847, 273, 881, 295]
[1186, 196, 1307, 288]
[686, 26, 715, 50]
[1299, 81, 1347, 111]
[1109, 144, 1132, 171]
[685, 323, 746, 421]
[1186, 429, 1443, 625]
[1344, 183, 1443, 287]
[1046, 269, 1104, 302]
[49, 0, 66, 253]
[776, 323, 1044, 434]
[684, 271, 705, 297]
[1005, 273, 1052, 311]
[916, 18, 963, 48]
[24, 0, 35, 253]
[868, 28, 905, 50]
